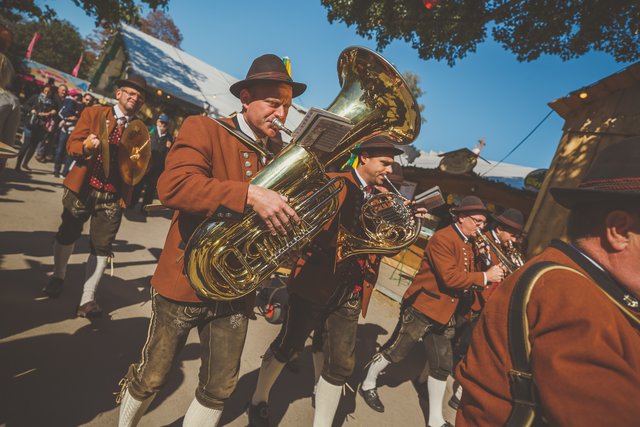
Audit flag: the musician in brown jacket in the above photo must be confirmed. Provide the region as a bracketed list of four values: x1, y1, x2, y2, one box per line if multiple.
[249, 139, 423, 427]
[360, 196, 504, 427]
[117, 54, 306, 427]
[456, 138, 640, 426]
[42, 74, 148, 318]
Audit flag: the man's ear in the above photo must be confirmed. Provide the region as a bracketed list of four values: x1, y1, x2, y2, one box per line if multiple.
[359, 151, 370, 166]
[239, 88, 252, 109]
[605, 210, 634, 251]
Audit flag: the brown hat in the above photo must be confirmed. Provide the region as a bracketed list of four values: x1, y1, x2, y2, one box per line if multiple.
[494, 208, 524, 231]
[551, 137, 640, 208]
[451, 195, 488, 214]
[115, 73, 148, 94]
[351, 137, 404, 156]
[230, 54, 307, 98]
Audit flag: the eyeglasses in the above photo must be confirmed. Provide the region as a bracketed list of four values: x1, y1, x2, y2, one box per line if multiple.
[120, 88, 144, 101]
[467, 216, 486, 226]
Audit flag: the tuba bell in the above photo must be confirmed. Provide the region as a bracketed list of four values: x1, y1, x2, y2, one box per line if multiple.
[183, 46, 422, 301]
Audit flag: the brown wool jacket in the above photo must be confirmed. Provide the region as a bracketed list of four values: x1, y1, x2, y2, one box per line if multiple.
[151, 115, 280, 304]
[456, 242, 640, 426]
[402, 224, 485, 325]
[63, 105, 137, 206]
[288, 170, 381, 318]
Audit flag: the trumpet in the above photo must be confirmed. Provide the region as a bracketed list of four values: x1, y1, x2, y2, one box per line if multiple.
[473, 229, 521, 275]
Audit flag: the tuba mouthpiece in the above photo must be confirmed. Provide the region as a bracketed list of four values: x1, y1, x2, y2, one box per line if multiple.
[272, 118, 292, 136]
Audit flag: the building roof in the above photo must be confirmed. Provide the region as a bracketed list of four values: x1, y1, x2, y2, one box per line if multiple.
[397, 149, 535, 179]
[548, 61, 640, 119]
[119, 23, 306, 127]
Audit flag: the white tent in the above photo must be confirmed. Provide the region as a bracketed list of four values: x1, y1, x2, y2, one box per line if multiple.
[119, 24, 306, 128]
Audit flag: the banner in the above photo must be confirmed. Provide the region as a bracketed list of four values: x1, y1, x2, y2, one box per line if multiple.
[21, 59, 90, 92]
[25, 32, 39, 59]
[71, 52, 83, 77]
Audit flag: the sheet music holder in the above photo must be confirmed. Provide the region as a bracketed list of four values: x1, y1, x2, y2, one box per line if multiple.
[414, 186, 445, 211]
[292, 107, 353, 152]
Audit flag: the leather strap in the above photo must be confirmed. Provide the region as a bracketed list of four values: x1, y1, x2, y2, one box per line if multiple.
[212, 117, 273, 160]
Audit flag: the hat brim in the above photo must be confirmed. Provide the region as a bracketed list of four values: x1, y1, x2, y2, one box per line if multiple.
[452, 206, 489, 214]
[230, 79, 307, 98]
[550, 187, 640, 209]
[492, 215, 523, 231]
[351, 146, 404, 156]
[116, 79, 147, 95]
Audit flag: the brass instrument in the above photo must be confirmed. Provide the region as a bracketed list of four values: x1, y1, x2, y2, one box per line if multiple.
[506, 240, 525, 269]
[184, 46, 421, 301]
[473, 229, 521, 275]
[118, 119, 151, 185]
[336, 176, 422, 262]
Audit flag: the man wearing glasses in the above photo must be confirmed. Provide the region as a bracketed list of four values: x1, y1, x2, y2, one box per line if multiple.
[360, 195, 503, 427]
[42, 74, 148, 318]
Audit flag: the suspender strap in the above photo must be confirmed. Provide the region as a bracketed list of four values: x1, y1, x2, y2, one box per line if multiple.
[505, 262, 586, 427]
[212, 117, 274, 160]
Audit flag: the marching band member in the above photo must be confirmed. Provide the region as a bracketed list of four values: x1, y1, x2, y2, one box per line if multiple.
[248, 139, 424, 427]
[117, 54, 306, 427]
[456, 138, 640, 426]
[360, 196, 504, 427]
[42, 75, 149, 318]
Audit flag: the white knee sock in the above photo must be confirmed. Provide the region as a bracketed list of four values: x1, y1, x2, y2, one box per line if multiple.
[251, 348, 286, 405]
[79, 254, 108, 306]
[362, 353, 390, 391]
[118, 389, 155, 427]
[313, 377, 342, 427]
[52, 241, 74, 279]
[312, 351, 325, 386]
[183, 398, 222, 427]
[427, 376, 447, 427]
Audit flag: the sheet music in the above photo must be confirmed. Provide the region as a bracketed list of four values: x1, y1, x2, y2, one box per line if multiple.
[292, 107, 353, 152]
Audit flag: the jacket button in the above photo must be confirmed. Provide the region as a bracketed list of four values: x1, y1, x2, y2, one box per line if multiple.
[225, 212, 232, 218]
[451, 298, 455, 302]
[245, 161, 252, 167]
[246, 170, 253, 177]
[243, 152, 249, 158]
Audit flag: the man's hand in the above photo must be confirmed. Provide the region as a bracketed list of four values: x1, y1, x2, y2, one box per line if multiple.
[405, 200, 429, 219]
[486, 264, 505, 283]
[83, 134, 101, 155]
[247, 184, 300, 235]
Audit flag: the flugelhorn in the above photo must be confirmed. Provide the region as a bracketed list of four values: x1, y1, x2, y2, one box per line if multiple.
[473, 229, 520, 275]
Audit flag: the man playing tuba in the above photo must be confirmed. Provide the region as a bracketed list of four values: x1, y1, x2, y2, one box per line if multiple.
[117, 54, 305, 427]
[248, 138, 426, 427]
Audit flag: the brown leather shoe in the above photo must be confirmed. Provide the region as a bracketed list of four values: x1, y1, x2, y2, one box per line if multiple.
[76, 301, 102, 318]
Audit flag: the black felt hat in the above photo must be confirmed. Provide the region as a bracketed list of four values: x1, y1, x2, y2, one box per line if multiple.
[115, 73, 147, 94]
[494, 208, 525, 231]
[550, 137, 640, 208]
[230, 54, 306, 98]
[451, 195, 489, 214]
[351, 137, 404, 156]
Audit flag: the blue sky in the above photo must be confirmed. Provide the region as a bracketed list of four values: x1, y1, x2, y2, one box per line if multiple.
[45, 0, 630, 168]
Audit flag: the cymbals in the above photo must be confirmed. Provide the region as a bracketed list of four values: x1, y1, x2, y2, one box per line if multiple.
[118, 119, 151, 186]
[0, 141, 18, 159]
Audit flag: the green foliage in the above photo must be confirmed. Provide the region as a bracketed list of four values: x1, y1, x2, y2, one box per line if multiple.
[10, 19, 95, 79]
[321, 0, 640, 65]
[137, 9, 183, 47]
[1, 0, 169, 28]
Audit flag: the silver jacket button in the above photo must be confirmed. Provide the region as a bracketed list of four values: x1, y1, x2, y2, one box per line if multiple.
[245, 161, 252, 167]
[246, 170, 253, 177]
[243, 152, 249, 158]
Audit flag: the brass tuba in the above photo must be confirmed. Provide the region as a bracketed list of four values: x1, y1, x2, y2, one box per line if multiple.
[336, 176, 422, 262]
[184, 46, 421, 301]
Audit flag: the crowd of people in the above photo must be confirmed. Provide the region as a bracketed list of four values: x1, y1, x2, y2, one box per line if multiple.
[2, 48, 638, 427]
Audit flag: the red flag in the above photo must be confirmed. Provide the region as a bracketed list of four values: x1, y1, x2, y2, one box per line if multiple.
[72, 52, 84, 77]
[25, 32, 40, 59]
